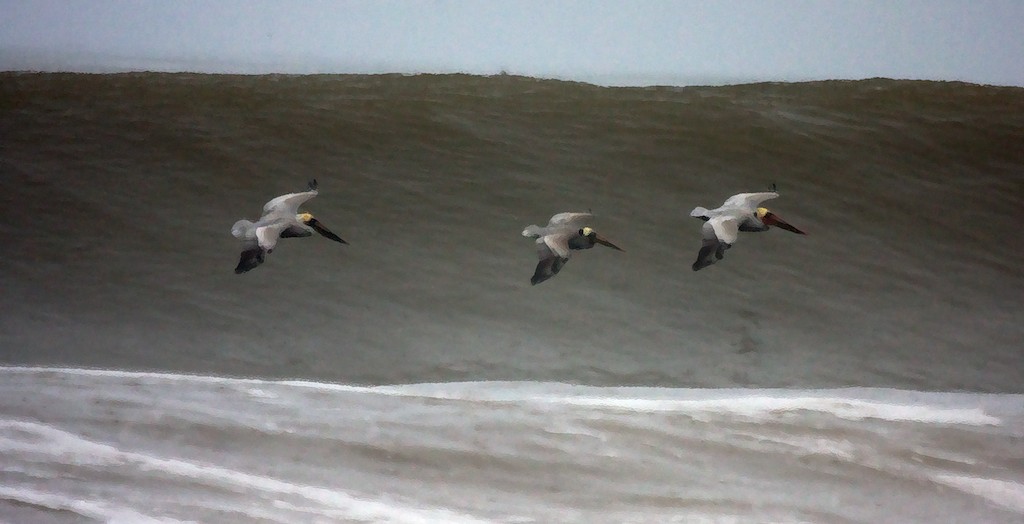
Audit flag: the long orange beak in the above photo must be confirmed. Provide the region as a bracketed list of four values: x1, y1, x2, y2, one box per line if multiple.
[762, 212, 806, 235]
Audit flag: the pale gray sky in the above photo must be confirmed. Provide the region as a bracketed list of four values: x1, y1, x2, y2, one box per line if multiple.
[2, 0, 1021, 86]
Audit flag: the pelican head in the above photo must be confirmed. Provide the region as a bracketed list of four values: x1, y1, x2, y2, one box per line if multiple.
[302, 212, 348, 244]
[577, 226, 624, 251]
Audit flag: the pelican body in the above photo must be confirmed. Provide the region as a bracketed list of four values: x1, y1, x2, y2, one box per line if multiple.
[522, 212, 624, 285]
[231, 179, 347, 274]
[690, 191, 805, 271]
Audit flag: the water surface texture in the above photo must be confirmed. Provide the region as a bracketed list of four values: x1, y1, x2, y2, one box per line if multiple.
[1, 73, 1022, 522]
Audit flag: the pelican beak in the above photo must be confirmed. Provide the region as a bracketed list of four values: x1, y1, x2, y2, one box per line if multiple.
[307, 218, 349, 244]
[595, 235, 625, 252]
[762, 212, 806, 235]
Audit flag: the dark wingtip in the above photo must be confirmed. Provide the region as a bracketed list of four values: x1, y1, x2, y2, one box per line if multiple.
[235, 247, 265, 274]
[234, 260, 259, 274]
[530, 267, 550, 285]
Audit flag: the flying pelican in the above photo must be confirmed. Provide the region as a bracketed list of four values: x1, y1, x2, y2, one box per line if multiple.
[522, 212, 624, 285]
[690, 191, 805, 271]
[231, 179, 347, 274]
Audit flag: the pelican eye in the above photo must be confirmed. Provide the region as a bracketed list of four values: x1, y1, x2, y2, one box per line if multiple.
[581, 227, 594, 236]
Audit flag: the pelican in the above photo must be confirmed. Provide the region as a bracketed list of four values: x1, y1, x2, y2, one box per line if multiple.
[231, 179, 347, 274]
[522, 212, 624, 285]
[690, 191, 805, 271]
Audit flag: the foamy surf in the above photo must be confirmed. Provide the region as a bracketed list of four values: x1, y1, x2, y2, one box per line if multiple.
[6, 366, 1012, 426]
[1, 366, 1022, 523]
[933, 475, 1024, 514]
[0, 419, 490, 524]
[0, 486, 186, 524]
[373, 381, 1009, 426]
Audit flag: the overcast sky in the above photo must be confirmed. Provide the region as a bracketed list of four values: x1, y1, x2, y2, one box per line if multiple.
[2, 0, 1021, 86]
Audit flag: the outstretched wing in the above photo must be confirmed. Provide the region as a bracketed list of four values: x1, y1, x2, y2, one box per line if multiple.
[263, 180, 320, 214]
[546, 212, 593, 228]
[255, 221, 291, 251]
[235, 241, 266, 274]
[692, 238, 729, 271]
[541, 230, 576, 259]
[693, 222, 729, 271]
[722, 192, 778, 212]
[531, 242, 568, 285]
[708, 216, 740, 245]
[262, 190, 318, 216]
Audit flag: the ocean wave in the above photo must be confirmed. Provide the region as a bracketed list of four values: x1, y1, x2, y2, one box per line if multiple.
[2, 73, 1022, 393]
[3, 366, 1014, 427]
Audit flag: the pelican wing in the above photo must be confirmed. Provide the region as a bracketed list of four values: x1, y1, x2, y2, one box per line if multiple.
[531, 242, 568, 285]
[722, 192, 778, 212]
[255, 221, 291, 251]
[262, 189, 319, 217]
[234, 240, 266, 274]
[541, 230, 576, 259]
[546, 212, 593, 228]
[708, 216, 740, 245]
[693, 222, 731, 271]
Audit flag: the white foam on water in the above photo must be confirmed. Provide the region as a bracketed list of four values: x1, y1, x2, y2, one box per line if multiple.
[0, 419, 125, 467]
[3, 366, 1023, 523]
[933, 474, 1024, 514]
[732, 430, 859, 462]
[2, 366, 1009, 428]
[245, 387, 279, 399]
[1, 365, 370, 393]
[554, 395, 1003, 426]
[372, 381, 1007, 427]
[0, 486, 186, 524]
[0, 419, 491, 524]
